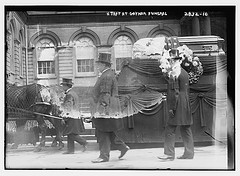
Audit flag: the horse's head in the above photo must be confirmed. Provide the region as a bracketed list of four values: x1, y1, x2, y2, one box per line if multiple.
[46, 85, 67, 116]
[39, 86, 52, 104]
[48, 85, 66, 106]
[30, 84, 53, 115]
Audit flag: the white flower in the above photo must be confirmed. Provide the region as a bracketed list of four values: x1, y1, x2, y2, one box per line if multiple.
[178, 45, 193, 56]
[188, 56, 193, 62]
[133, 52, 142, 59]
[188, 49, 193, 56]
[193, 57, 199, 61]
[177, 46, 185, 54]
[192, 61, 198, 66]
[179, 45, 188, 51]
[185, 63, 190, 67]
[179, 53, 186, 60]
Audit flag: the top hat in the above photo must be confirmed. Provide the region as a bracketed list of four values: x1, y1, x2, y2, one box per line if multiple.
[169, 48, 182, 60]
[96, 53, 112, 65]
[60, 78, 73, 87]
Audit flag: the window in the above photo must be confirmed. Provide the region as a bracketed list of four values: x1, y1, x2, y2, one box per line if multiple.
[77, 59, 94, 73]
[36, 38, 56, 76]
[75, 37, 96, 76]
[8, 24, 14, 73]
[21, 46, 26, 77]
[19, 32, 24, 77]
[155, 34, 168, 38]
[113, 35, 133, 72]
[38, 61, 55, 74]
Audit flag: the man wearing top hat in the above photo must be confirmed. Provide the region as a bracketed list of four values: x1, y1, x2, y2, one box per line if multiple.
[158, 48, 194, 161]
[60, 78, 88, 154]
[90, 53, 130, 163]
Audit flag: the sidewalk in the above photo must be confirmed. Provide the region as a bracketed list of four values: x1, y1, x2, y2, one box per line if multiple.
[5, 143, 227, 170]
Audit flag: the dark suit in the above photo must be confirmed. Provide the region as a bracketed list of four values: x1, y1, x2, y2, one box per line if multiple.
[164, 68, 194, 158]
[91, 68, 128, 161]
[62, 89, 87, 153]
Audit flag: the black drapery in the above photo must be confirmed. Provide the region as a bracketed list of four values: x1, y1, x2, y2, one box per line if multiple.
[120, 55, 227, 77]
[119, 86, 164, 117]
[201, 55, 227, 75]
[118, 56, 227, 129]
[121, 59, 162, 78]
[190, 84, 227, 127]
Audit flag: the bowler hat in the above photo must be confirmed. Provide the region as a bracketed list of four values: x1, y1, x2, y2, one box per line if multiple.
[96, 53, 112, 65]
[60, 78, 73, 86]
[169, 48, 182, 60]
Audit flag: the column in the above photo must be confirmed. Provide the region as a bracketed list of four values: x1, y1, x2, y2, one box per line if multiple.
[203, 16, 211, 35]
[192, 17, 200, 36]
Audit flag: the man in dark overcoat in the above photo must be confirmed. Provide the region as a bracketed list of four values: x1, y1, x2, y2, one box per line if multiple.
[158, 49, 194, 161]
[60, 78, 87, 154]
[91, 53, 129, 163]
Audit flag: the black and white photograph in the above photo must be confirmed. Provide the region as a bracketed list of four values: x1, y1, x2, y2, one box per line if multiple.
[2, 2, 237, 174]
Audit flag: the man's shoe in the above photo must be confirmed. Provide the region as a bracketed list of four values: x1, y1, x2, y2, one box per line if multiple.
[157, 154, 174, 161]
[91, 158, 108, 163]
[177, 155, 194, 159]
[63, 151, 74, 154]
[119, 146, 130, 159]
[58, 143, 64, 150]
[82, 142, 88, 152]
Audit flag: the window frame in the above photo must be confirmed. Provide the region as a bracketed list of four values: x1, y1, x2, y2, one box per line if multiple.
[35, 38, 57, 79]
[19, 31, 25, 77]
[113, 35, 133, 73]
[8, 24, 15, 74]
[74, 37, 97, 77]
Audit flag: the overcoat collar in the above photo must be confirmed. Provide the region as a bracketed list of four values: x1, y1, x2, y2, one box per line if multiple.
[98, 68, 111, 77]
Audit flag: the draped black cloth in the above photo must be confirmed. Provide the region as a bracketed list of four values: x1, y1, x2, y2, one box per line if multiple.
[117, 56, 227, 128]
[120, 59, 162, 78]
[201, 55, 227, 75]
[121, 55, 227, 78]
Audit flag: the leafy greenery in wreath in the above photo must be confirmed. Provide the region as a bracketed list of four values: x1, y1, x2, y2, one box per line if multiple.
[177, 45, 204, 84]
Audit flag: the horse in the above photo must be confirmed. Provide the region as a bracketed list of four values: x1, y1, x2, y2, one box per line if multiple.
[6, 83, 65, 152]
[47, 85, 67, 149]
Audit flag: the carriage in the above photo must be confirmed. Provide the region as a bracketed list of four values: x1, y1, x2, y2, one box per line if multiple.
[115, 35, 228, 146]
[6, 35, 229, 150]
[6, 83, 66, 151]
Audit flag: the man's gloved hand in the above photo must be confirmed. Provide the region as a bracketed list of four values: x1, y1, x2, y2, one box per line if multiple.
[101, 93, 110, 107]
[60, 113, 70, 125]
[101, 101, 108, 107]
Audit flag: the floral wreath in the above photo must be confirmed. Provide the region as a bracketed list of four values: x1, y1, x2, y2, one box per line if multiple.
[132, 37, 203, 84]
[160, 45, 203, 84]
[177, 45, 203, 84]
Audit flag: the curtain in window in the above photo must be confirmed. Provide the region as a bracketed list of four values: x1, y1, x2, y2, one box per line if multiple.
[75, 37, 96, 74]
[76, 46, 95, 59]
[37, 48, 56, 61]
[114, 45, 132, 58]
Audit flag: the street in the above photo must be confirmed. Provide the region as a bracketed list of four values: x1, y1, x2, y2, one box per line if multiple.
[5, 142, 227, 170]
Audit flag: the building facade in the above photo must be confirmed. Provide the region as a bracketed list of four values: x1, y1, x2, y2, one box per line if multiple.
[5, 8, 234, 148]
[6, 10, 227, 88]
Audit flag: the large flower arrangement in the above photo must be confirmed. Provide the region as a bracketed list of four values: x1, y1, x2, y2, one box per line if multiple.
[159, 45, 203, 84]
[177, 45, 203, 84]
[132, 37, 203, 84]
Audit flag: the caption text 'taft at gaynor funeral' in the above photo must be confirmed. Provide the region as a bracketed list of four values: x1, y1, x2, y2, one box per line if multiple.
[106, 12, 168, 16]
